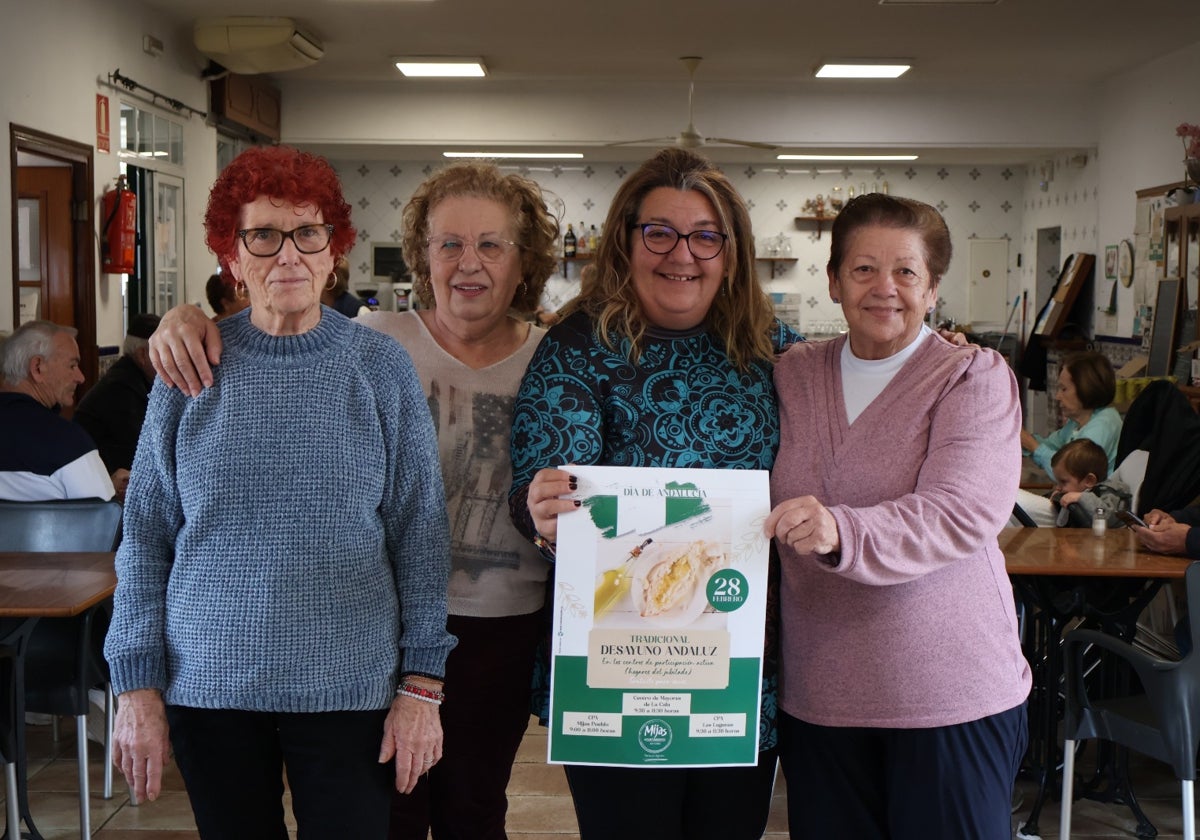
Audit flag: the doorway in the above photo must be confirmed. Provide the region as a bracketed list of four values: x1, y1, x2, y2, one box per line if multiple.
[10, 125, 98, 387]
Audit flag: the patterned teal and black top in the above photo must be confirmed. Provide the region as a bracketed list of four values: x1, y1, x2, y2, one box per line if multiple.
[508, 308, 803, 751]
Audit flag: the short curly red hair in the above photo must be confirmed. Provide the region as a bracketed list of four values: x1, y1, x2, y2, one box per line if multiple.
[204, 146, 355, 273]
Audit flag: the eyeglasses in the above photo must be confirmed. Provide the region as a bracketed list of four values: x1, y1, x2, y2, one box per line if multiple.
[428, 234, 521, 264]
[237, 224, 334, 258]
[633, 223, 728, 260]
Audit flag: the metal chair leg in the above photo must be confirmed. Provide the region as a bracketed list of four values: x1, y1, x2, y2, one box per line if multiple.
[1183, 779, 1195, 839]
[75, 714, 90, 839]
[1060, 737, 1076, 839]
[103, 682, 114, 799]
[5, 761, 18, 839]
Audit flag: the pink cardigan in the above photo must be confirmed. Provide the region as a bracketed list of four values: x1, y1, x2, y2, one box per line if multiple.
[771, 333, 1031, 728]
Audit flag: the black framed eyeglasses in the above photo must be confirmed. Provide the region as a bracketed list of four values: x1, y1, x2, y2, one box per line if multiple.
[237, 224, 334, 257]
[633, 223, 728, 260]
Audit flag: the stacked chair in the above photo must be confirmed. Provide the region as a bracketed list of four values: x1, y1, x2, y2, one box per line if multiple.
[0, 498, 122, 839]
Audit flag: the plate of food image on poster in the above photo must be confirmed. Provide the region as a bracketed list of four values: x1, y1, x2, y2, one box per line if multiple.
[547, 465, 770, 768]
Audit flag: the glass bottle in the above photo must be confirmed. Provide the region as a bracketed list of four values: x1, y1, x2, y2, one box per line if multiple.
[1092, 506, 1107, 537]
[563, 224, 576, 258]
[576, 221, 589, 257]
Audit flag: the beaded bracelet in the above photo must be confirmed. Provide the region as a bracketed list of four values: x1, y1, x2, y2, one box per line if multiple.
[397, 681, 445, 704]
[532, 532, 556, 559]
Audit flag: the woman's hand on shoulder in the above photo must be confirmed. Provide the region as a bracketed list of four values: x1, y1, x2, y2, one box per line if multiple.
[938, 328, 970, 347]
[764, 496, 840, 558]
[526, 467, 581, 543]
[149, 304, 224, 396]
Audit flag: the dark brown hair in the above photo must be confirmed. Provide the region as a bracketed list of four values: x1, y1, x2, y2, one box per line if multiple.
[828, 193, 952, 283]
[1051, 438, 1109, 482]
[1060, 351, 1116, 410]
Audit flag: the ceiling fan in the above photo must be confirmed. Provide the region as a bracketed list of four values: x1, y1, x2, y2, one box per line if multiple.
[608, 56, 778, 152]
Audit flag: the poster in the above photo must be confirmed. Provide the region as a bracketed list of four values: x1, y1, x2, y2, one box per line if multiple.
[548, 465, 770, 768]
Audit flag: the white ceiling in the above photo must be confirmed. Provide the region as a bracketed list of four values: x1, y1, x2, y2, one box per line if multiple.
[141, 0, 1200, 165]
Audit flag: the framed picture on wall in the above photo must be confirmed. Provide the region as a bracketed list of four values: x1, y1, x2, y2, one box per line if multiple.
[1104, 244, 1119, 280]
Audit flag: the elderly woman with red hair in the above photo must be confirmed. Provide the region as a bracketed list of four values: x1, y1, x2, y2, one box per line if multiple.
[104, 146, 455, 838]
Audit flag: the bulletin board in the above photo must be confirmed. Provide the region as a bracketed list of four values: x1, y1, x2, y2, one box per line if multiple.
[1147, 278, 1182, 377]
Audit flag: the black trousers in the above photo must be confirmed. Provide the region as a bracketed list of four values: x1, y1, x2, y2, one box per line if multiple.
[167, 705, 393, 840]
[779, 703, 1027, 840]
[388, 610, 543, 840]
[564, 749, 779, 840]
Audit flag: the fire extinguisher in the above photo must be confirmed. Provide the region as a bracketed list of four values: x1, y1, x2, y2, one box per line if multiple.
[100, 174, 136, 274]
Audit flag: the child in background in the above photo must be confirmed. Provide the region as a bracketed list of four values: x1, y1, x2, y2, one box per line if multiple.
[1050, 438, 1131, 528]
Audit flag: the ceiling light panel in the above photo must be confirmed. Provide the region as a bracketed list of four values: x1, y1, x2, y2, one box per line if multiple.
[394, 58, 486, 77]
[815, 62, 911, 79]
[777, 154, 919, 161]
[443, 152, 584, 159]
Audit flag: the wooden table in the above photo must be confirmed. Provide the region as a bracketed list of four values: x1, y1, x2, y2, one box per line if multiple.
[1001, 527, 1188, 839]
[0, 551, 116, 840]
[1001, 526, 1190, 578]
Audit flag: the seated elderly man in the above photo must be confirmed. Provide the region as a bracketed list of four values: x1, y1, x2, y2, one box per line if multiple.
[0, 320, 115, 501]
[74, 314, 160, 487]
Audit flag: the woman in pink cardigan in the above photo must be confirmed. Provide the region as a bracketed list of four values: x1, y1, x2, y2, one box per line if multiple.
[765, 194, 1030, 840]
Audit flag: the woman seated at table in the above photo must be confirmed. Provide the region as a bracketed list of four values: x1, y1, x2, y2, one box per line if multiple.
[1021, 350, 1121, 481]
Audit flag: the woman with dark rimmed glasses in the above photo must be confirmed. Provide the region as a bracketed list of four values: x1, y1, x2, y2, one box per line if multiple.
[509, 147, 802, 840]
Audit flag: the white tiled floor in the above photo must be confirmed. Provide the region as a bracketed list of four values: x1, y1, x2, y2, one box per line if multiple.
[5, 716, 1194, 838]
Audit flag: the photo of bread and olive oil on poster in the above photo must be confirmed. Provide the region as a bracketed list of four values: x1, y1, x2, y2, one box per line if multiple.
[549, 465, 769, 767]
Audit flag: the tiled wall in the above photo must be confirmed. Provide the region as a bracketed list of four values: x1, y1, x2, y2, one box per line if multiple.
[332, 157, 1025, 336]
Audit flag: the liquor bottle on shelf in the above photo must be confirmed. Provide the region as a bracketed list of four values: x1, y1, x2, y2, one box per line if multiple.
[563, 224, 577, 258]
[576, 221, 590, 257]
[588, 224, 599, 253]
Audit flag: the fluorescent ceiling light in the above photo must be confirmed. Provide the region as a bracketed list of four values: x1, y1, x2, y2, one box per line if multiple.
[443, 152, 584, 159]
[778, 154, 918, 161]
[394, 58, 486, 77]
[879, 1, 999, 5]
[815, 62, 911, 79]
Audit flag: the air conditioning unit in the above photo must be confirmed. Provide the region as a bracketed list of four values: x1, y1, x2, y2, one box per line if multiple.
[194, 17, 323, 75]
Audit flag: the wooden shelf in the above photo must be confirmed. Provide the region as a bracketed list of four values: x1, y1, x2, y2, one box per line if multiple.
[794, 215, 835, 239]
[756, 257, 797, 279]
[560, 255, 592, 278]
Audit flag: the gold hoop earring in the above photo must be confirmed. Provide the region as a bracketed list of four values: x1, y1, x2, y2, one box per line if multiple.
[235, 281, 248, 299]
[325, 272, 337, 292]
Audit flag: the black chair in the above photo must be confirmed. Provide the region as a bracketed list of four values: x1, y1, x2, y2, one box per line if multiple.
[0, 498, 122, 838]
[1060, 560, 1200, 839]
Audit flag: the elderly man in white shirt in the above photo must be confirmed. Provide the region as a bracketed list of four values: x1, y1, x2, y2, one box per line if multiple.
[0, 320, 115, 501]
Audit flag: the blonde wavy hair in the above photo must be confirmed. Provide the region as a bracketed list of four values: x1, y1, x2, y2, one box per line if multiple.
[401, 162, 559, 313]
[558, 148, 776, 370]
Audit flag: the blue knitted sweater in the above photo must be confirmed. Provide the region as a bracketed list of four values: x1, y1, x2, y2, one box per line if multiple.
[105, 308, 455, 712]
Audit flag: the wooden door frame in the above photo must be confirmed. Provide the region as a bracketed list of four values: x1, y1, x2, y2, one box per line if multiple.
[9, 124, 98, 385]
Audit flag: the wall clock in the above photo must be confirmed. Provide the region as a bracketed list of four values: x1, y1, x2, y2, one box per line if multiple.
[1118, 239, 1134, 287]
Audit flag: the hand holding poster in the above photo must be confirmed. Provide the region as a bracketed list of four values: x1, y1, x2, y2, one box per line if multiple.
[548, 465, 770, 768]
